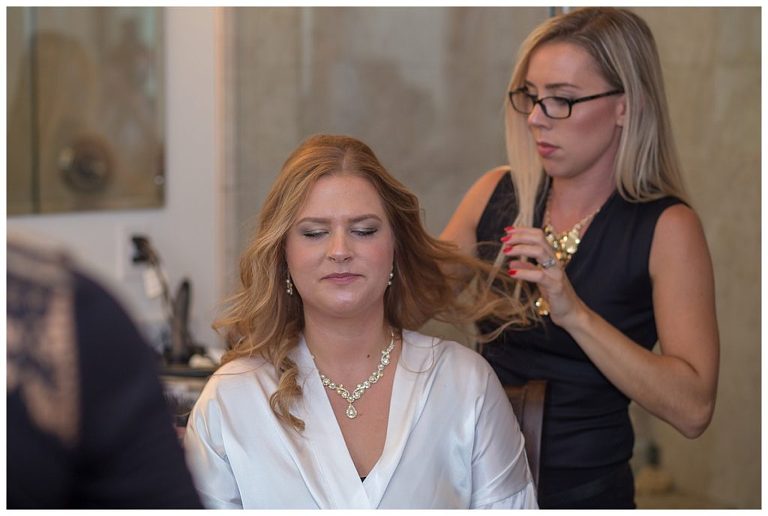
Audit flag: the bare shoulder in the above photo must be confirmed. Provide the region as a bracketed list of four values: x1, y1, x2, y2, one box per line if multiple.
[453, 165, 510, 218]
[470, 165, 510, 200]
[440, 165, 510, 251]
[654, 203, 708, 249]
[658, 202, 703, 229]
[650, 202, 712, 277]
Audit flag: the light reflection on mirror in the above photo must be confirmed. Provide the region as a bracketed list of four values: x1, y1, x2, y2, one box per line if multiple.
[7, 7, 165, 215]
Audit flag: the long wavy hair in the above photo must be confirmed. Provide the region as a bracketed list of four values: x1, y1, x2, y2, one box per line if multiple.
[215, 134, 526, 431]
[494, 7, 689, 307]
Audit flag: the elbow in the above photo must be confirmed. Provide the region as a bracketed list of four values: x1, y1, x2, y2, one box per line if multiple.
[676, 399, 715, 439]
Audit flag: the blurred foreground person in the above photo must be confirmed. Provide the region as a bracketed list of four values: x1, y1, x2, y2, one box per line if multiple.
[7, 233, 202, 509]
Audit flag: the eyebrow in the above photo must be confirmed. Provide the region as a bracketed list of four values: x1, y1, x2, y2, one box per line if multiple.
[295, 214, 383, 225]
[524, 80, 579, 91]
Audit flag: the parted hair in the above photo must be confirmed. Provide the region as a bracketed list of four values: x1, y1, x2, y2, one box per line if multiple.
[493, 8, 689, 313]
[505, 7, 688, 232]
[214, 134, 526, 431]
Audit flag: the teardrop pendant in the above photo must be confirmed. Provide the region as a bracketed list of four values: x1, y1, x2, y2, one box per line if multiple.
[317, 329, 396, 422]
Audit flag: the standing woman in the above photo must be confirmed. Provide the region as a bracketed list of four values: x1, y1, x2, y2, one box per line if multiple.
[441, 7, 719, 509]
[184, 134, 536, 509]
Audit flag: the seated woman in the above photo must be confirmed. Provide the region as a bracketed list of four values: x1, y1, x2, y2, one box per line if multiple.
[183, 134, 537, 509]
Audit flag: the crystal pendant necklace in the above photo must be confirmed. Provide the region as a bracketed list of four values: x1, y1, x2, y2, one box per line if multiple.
[317, 330, 396, 419]
[535, 192, 601, 316]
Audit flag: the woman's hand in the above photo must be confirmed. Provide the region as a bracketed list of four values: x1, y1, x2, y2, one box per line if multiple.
[501, 226, 587, 326]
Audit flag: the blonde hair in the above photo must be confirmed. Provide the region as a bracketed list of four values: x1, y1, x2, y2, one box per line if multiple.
[215, 134, 525, 431]
[505, 7, 688, 229]
[493, 8, 688, 310]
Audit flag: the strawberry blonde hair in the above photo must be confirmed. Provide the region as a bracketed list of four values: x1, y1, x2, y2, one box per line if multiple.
[214, 134, 526, 430]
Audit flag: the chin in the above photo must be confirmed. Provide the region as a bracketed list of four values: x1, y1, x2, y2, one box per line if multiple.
[325, 296, 384, 319]
[543, 167, 578, 181]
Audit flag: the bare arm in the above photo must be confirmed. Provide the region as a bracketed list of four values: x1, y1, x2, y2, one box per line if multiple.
[505, 204, 719, 438]
[440, 166, 510, 255]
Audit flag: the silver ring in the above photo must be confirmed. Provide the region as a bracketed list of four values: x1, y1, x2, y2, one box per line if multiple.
[540, 256, 557, 269]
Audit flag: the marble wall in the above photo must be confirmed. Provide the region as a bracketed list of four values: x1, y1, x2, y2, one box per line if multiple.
[225, 7, 760, 508]
[225, 7, 549, 276]
[635, 7, 760, 508]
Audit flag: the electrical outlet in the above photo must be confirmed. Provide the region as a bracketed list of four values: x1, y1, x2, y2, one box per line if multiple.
[117, 226, 150, 280]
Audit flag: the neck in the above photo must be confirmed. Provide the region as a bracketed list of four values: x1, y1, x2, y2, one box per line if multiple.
[303, 311, 391, 367]
[549, 172, 615, 222]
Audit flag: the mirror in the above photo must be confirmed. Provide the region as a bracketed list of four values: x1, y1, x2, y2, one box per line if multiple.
[7, 7, 165, 215]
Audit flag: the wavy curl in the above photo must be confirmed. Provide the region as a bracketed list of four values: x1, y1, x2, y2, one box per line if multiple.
[214, 134, 527, 431]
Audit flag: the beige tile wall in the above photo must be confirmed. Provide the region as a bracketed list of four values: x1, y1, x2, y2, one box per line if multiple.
[635, 7, 760, 509]
[226, 7, 549, 264]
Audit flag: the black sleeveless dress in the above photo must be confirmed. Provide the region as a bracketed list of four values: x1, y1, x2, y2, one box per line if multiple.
[476, 172, 682, 509]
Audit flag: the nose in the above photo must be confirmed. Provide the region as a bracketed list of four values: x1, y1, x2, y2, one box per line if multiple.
[327, 231, 352, 262]
[527, 101, 549, 128]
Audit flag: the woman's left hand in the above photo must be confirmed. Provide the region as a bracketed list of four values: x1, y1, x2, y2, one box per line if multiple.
[501, 226, 586, 326]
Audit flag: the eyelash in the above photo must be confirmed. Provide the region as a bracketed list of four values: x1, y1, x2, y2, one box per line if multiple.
[301, 228, 378, 239]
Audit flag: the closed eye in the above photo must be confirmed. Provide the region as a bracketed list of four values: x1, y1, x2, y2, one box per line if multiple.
[302, 230, 327, 239]
[352, 228, 378, 237]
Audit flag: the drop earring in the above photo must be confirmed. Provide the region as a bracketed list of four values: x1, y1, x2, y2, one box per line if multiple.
[286, 274, 294, 296]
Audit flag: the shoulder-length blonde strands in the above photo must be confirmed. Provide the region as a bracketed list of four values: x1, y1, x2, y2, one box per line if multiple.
[504, 7, 688, 228]
[214, 134, 526, 431]
[495, 8, 689, 312]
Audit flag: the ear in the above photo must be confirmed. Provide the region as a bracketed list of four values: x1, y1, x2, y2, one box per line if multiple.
[615, 94, 627, 127]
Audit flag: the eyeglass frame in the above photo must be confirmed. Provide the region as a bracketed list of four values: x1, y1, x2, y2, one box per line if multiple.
[508, 88, 625, 120]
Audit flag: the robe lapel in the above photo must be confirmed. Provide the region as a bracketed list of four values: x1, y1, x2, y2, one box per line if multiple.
[278, 337, 371, 509]
[272, 332, 439, 508]
[361, 331, 438, 507]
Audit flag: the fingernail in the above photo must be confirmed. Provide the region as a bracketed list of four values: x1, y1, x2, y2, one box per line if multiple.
[507, 269, 518, 276]
[504, 226, 515, 232]
[500, 235, 511, 242]
[502, 245, 512, 253]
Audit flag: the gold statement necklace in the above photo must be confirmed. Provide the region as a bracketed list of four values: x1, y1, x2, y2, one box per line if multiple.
[535, 193, 601, 316]
[317, 329, 396, 419]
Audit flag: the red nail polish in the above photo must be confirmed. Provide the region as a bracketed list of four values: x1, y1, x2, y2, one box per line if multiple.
[502, 245, 512, 253]
[504, 226, 515, 232]
[500, 235, 511, 243]
[507, 269, 518, 276]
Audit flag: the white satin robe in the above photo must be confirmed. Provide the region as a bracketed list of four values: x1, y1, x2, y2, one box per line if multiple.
[183, 330, 537, 509]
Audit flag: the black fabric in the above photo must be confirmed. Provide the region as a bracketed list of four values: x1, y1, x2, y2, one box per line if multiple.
[476, 172, 682, 506]
[539, 462, 635, 509]
[7, 243, 202, 509]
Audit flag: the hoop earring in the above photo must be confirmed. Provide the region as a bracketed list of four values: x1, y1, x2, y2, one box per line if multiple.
[286, 274, 294, 296]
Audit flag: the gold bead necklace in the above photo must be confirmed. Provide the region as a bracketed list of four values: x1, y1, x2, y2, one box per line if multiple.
[535, 192, 601, 316]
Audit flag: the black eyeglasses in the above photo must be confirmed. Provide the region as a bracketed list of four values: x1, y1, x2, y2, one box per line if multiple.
[508, 88, 624, 119]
